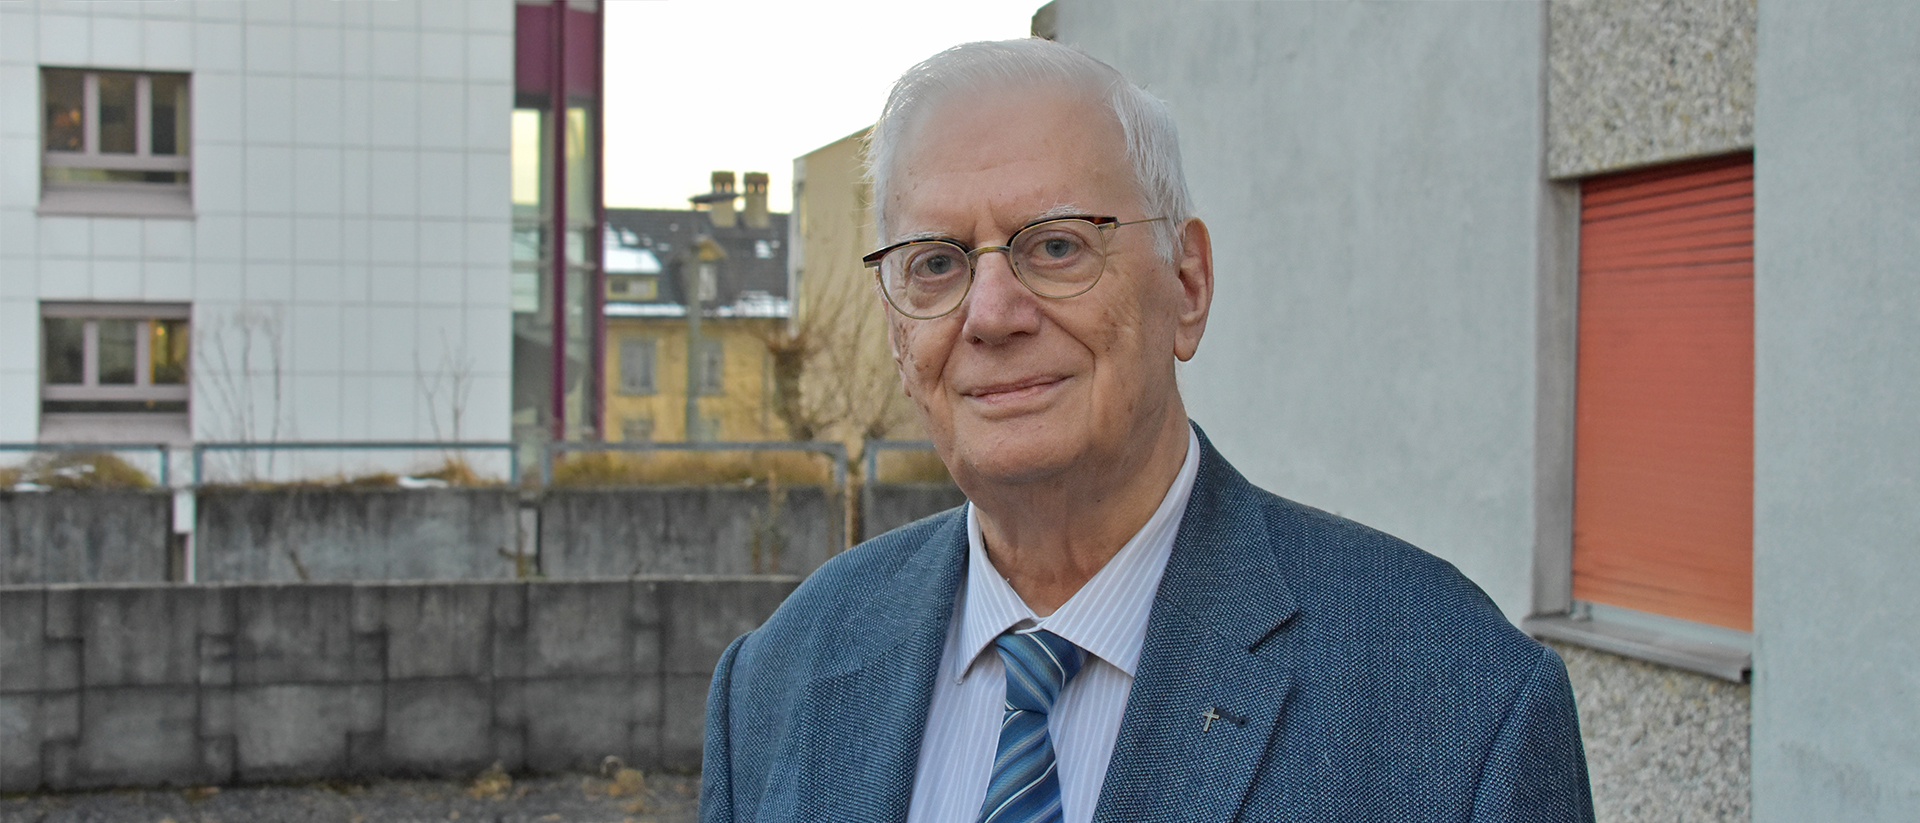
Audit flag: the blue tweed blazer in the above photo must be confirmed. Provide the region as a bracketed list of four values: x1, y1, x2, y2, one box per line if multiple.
[702, 428, 1594, 822]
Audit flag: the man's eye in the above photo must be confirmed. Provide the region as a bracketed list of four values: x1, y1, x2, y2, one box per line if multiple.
[912, 249, 964, 277]
[1040, 237, 1080, 259]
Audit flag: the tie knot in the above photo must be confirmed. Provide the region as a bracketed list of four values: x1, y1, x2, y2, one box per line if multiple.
[994, 629, 1086, 715]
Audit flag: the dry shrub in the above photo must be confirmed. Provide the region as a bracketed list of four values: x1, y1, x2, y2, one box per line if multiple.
[871, 447, 952, 484]
[551, 449, 833, 487]
[414, 455, 498, 486]
[5, 452, 155, 490]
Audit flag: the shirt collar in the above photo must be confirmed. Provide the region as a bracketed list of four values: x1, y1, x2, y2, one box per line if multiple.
[953, 426, 1202, 684]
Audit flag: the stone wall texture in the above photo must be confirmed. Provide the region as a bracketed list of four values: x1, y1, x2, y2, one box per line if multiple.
[539, 486, 844, 578]
[0, 578, 798, 792]
[1, 491, 173, 585]
[1548, 0, 1757, 178]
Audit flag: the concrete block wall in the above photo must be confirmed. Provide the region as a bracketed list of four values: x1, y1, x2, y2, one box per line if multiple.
[538, 486, 844, 578]
[0, 491, 173, 584]
[194, 487, 521, 582]
[863, 484, 966, 542]
[0, 577, 799, 791]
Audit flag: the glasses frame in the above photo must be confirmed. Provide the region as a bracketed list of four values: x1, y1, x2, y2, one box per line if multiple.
[863, 215, 1167, 320]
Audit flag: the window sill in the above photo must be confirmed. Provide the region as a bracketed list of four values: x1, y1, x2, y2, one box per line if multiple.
[38, 185, 194, 220]
[1524, 602, 1751, 682]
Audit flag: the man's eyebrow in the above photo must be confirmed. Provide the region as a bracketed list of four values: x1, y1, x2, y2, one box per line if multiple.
[894, 204, 1088, 245]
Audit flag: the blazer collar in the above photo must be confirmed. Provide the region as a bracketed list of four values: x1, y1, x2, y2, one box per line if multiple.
[1093, 425, 1301, 823]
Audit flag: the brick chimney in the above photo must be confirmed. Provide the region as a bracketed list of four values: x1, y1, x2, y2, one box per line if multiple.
[701, 171, 738, 228]
[742, 172, 770, 229]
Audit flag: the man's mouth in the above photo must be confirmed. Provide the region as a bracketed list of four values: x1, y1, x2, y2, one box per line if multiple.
[964, 376, 1064, 403]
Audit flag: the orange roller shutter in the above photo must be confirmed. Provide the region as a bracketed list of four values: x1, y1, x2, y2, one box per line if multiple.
[1572, 153, 1754, 631]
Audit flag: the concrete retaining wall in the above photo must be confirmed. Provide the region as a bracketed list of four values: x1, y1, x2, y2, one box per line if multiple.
[1, 492, 172, 585]
[0, 577, 798, 791]
[539, 486, 843, 577]
[863, 484, 967, 542]
[195, 489, 523, 583]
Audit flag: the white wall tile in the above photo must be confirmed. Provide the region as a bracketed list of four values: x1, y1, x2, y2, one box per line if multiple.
[414, 265, 462, 307]
[463, 220, 507, 267]
[291, 146, 344, 216]
[419, 31, 463, 81]
[244, 261, 293, 303]
[194, 2, 245, 22]
[335, 366, 369, 439]
[92, 259, 142, 299]
[243, 0, 294, 24]
[367, 304, 414, 364]
[90, 16, 143, 68]
[467, 33, 512, 83]
[464, 81, 511, 151]
[416, 219, 461, 265]
[339, 259, 369, 304]
[292, 77, 344, 147]
[196, 261, 243, 296]
[38, 14, 89, 67]
[290, 302, 342, 373]
[194, 216, 245, 262]
[467, 0, 514, 35]
[1, 208, 37, 260]
[341, 27, 370, 78]
[287, 374, 344, 441]
[0, 66, 40, 138]
[339, 216, 370, 262]
[368, 217, 413, 265]
[413, 303, 462, 362]
[145, 260, 193, 300]
[40, 217, 91, 258]
[294, 26, 343, 78]
[368, 79, 418, 148]
[368, 0, 416, 31]
[464, 151, 509, 220]
[143, 220, 194, 260]
[195, 22, 243, 73]
[292, 215, 342, 264]
[340, 78, 371, 146]
[341, 147, 370, 214]
[416, 151, 463, 218]
[0, 259, 35, 300]
[0, 370, 38, 442]
[366, 375, 416, 438]
[368, 262, 414, 306]
[293, 261, 341, 304]
[82, 1, 145, 19]
[245, 145, 294, 214]
[0, 8, 39, 66]
[338, 300, 369, 373]
[419, 0, 466, 32]
[244, 75, 294, 145]
[416, 81, 463, 150]
[464, 263, 509, 308]
[39, 257, 90, 297]
[144, 20, 194, 70]
[91, 218, 143, 259]
[193, 71, 245, 144]
[463, 306, 512, 375]
[292, 0, 342, 27]
[369, 149, 416, 217]
[244, 23, 293, 75]
[244, 216, 292, 261]
[0, 137, 37, 208]
[369, 28, 416, 79]
[192, 142, 245, 213]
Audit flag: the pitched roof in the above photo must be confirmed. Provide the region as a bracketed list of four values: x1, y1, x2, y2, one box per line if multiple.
[604, 208, 790, 314]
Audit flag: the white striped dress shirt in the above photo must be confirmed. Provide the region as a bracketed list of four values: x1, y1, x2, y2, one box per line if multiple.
[905, 427, 1201, 823]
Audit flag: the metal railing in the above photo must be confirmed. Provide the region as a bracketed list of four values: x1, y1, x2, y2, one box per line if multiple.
[541, 440, 849, 489]
[0, 442, 174, 487]
[859, 439, 941, 535]
[191, 441, 519, 486]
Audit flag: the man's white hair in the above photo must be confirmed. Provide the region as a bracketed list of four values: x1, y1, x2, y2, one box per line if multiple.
[865, 38, 1195, 263]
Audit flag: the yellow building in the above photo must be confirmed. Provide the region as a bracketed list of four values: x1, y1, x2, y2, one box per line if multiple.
[601, 173, 791, 443]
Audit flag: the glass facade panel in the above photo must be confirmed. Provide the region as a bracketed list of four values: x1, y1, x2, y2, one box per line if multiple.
[152, 318, 189, 384]
[96, 319, 138, 384]
[43, 318, 84, 385]
[151, 74, 189, 156]
[97, 73, 137, 155]
[43, 69, 84, 152]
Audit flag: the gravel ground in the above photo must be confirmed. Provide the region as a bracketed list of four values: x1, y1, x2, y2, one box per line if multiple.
[1550, 640, 1752, 823]
[0, 769, 699, 823]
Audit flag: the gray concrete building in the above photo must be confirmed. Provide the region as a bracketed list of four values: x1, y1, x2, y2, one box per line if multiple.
[1040, 0, 1916, 819]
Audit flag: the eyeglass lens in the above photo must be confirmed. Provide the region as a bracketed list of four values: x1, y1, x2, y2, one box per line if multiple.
[879, 219, 1108, 318]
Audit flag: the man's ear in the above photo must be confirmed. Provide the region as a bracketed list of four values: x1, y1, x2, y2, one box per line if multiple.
[1172, 217, 1214, 362]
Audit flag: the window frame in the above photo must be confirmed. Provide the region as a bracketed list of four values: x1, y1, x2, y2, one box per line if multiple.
[618, 336, 656, 396]
[696, 338, 725, 396]
[41, 302, 192, 408]
[38, 67, 194, 219]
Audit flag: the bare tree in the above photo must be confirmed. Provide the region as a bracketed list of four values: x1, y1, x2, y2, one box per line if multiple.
[193, 306, 289, 481]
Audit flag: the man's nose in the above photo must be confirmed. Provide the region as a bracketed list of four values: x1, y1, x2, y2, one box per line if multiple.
[960, 249, 1042, 344]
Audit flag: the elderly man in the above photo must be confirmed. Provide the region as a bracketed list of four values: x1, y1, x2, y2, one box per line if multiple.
[702, 39, 1592, 823]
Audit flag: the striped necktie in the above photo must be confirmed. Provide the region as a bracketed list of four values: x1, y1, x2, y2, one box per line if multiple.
[977, 629, 1087, 823]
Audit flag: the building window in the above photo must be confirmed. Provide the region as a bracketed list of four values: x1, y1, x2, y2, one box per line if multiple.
[618, 337, 656, 396]
[41, 304, 191, 444]
[621, 416, 654, 443]
[40, 68, 192, 218]
[697, 338, 724, 396]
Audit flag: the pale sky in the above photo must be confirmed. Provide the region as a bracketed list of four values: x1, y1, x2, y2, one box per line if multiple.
[602, 0, 1046, 213]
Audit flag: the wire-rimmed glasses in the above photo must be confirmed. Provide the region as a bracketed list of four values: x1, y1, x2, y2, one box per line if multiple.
[862, 215, 1167, 320]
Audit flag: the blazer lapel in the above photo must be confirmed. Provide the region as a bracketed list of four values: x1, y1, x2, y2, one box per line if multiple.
[779, 511, 969, 822]
[1093, 431, 1300, 823]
